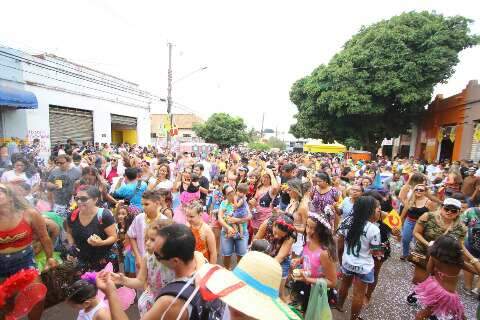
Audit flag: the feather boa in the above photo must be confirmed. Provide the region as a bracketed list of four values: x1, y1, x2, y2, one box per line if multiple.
[0, 269, 38, 308]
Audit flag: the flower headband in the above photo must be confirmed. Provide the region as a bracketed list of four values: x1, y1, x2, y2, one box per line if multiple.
[308, 212, 332, 231]
[275, 218, 295, 233]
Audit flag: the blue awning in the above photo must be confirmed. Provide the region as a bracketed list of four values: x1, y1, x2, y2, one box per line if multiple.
[0, 86, 38, 109]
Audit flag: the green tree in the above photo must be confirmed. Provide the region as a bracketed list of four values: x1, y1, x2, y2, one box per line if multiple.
[290, 11, 479, 152]
[248, 141, 270, 151]
[193, 113, 249, 149]
[266, 137, 286, 150]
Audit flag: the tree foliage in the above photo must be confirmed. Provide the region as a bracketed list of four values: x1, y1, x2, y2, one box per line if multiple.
[193, 113, 249, 149]
[248, 141, 270, 151]
[290, 11, 479, 151]
[266, 137, 286, 150]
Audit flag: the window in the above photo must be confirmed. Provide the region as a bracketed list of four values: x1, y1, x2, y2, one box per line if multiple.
[183, 133, 191, 138]
[151, 133, 157, 138]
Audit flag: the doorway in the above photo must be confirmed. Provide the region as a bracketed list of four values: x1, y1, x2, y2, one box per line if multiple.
[439, 138, 454, 162]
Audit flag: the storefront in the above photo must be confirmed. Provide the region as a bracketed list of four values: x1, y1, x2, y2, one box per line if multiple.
[111, 114, 138, 145]
[0, 46, 154, 158]
[414, 89, 467, 162]
[0, 85, 38, 141]
[49, 105, 94, 145]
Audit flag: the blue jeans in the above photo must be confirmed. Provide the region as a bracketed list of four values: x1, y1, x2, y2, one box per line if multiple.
[402, 218, 416, 257]
[220, 230, 249, 257]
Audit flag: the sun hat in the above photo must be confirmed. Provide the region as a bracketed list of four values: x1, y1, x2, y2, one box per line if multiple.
[197, 251, 300, 320]
[443, 198, 462, 209]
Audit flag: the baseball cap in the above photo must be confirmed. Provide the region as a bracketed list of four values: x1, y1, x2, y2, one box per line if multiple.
[443, 198, 462, 209]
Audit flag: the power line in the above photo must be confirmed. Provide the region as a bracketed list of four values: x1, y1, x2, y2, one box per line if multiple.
[0, 62, 160, 105]
[0, 49, 165, 101]
[0, 44, 147, 90]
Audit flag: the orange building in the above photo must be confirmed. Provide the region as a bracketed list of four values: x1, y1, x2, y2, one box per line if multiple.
[414, 80, 480, 162]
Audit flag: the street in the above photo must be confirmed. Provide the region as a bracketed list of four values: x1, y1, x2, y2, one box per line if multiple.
[41, 240, 478, 320]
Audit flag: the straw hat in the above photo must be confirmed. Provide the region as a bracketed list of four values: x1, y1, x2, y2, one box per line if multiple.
[197, 251, 300, 320]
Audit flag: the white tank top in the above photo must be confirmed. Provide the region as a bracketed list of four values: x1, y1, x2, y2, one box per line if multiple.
[77, 301, 106, 320]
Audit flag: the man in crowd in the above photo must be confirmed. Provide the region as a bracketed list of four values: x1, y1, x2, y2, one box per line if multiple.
[47, 154, 81, 217]
[112, 167, 147, 209]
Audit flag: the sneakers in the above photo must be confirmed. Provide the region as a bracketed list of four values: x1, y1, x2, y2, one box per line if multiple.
[406, 292, 417, 306]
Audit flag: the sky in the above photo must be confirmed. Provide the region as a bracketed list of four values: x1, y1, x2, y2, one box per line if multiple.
[0, 0, 479, 137]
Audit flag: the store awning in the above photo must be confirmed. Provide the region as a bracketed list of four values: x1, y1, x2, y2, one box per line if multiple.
[303, 142, 347, 153]
[0, 86, 38, 109]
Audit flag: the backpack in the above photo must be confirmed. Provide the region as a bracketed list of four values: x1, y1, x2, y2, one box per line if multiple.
[468, 208, 480, 252]
[157, 279, 226, 320]
[70, 207, 105, 224]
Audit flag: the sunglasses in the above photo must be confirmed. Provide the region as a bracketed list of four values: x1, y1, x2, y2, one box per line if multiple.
[414, 189, 426, 192]
[56, 161, 67, 165]
[443, 206, 460, 214]
[75, 196, 90, 203]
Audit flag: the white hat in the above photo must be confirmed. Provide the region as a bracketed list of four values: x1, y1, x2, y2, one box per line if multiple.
[443, 198, 462, 209]
[197, 251, 300, 320]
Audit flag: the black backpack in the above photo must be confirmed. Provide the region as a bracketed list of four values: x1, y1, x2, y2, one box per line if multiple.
[158, 280, 226, 320]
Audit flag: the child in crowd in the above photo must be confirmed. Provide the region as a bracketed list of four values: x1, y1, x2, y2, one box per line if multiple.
[112, 220, 175, 317]
[127, 191, 169, 275]
[186, 201, 217, 264]
[206, 174, 225, 250]
[414, 235, 480, 320]
[67, 279, 110, 320]
[229, 182, 249, 238]
[115, 204, 140, 278]
[291, 212, 338, 312]
[266, 216, 296, 302]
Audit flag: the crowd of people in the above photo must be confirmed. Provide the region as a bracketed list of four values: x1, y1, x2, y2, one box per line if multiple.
[2, 139, 480, 319]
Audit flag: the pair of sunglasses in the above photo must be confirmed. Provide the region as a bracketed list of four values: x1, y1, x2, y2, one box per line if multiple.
[75, 196, 90, 203]
[443, 206, 460, 214]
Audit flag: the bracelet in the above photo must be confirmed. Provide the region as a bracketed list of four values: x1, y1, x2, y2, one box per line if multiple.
[471, 258, 480, 264]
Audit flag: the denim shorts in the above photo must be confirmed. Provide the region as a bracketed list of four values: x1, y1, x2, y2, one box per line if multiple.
[341, 266, 375, 284]
[220, 230, 248, 257]
[0, 246, 36, 278]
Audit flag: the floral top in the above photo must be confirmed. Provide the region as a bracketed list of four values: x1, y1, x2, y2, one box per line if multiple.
[414, 212, 467, 255]
[309, 187, 339, 214]
[146, 253, 175, 298]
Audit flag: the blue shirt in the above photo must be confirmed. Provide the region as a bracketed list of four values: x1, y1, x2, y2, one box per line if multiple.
[113, 180, 147, 209]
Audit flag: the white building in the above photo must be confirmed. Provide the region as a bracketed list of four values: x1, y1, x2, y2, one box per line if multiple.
[0, 46, 160, 158]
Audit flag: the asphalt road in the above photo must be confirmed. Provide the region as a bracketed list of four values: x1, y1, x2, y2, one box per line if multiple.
[41, 240, 478, 320]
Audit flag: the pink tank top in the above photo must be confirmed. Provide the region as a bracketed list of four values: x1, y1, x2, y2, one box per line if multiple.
[303, 242, 324, 278]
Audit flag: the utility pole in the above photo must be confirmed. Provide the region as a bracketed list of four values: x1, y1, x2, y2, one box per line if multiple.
[260, 112, 265, 138]
[166, 42, 173, 147]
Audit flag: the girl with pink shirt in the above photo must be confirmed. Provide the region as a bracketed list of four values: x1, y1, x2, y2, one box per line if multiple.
[291, 212, 338, 313]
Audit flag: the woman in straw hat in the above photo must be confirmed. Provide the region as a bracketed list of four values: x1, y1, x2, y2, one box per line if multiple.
[196, 251, 301, 320]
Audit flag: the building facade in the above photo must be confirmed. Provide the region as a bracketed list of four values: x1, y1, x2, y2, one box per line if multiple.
[0, 46, 157, 158]
[413, 80, 480, 162]
[150, 113, 204, 145]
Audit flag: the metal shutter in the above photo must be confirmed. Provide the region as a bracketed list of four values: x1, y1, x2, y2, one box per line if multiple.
[49, 105, 93, 145]
[111, 114, 137, 129]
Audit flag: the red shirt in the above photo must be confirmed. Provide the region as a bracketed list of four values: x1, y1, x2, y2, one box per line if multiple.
[106, 167, 119, 184]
